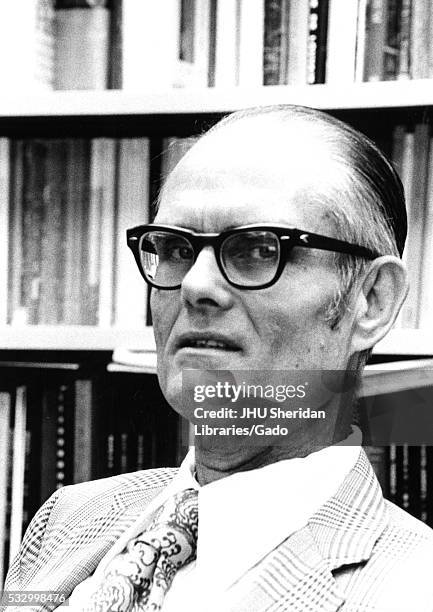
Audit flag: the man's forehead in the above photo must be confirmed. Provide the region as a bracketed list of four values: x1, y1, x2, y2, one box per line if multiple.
[160, 116, 345, 232]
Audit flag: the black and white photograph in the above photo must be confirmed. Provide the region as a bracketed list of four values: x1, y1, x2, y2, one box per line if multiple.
[0, 0, 433, 610]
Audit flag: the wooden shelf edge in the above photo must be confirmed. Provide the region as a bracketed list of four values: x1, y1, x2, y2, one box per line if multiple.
[0, 326, 431, 354]
[2, 81, 433, 118]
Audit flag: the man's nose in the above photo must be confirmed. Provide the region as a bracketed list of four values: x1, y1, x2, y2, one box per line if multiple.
[180, 246, 234, 310]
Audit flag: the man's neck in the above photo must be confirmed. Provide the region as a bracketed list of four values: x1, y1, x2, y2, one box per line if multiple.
[194, 425, 351, 486]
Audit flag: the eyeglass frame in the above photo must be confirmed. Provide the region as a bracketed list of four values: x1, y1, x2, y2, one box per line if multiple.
[126, 223, 380, 291]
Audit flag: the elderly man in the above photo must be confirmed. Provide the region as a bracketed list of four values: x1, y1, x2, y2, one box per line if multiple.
[4, 105, 433, 611]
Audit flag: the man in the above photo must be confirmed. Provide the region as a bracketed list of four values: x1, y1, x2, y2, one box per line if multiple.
[4, 105, 433, 611]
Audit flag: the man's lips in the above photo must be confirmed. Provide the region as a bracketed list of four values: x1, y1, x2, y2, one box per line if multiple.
[175, 332, 242, 352]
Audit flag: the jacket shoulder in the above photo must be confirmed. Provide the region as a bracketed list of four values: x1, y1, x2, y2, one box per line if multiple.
[47, 467, 178, 525]
[3, 467, 177, 592]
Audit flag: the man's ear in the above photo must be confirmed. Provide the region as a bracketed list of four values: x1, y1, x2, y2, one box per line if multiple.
[350, 256, 408, 353]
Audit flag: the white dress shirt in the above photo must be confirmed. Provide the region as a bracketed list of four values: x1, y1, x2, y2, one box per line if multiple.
[69, 427, 362, 611]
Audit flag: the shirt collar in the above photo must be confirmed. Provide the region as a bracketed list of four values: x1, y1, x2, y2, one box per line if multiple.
[173, 427, 362, 591]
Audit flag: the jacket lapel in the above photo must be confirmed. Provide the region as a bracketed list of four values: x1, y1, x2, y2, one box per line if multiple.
[227, 449, 388, 612]
[25, 473, 177, 600]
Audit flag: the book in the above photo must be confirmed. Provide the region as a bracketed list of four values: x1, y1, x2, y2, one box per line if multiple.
[410, 0, 430, 79]
[88, 139, 116, 327]
[38, 140, 67, 325]
[397, 0, 411, 80]
[402, 124, 429, 328]
[418, 135, 433, 329]
[8, 141, 24, 326]
[307, 0, 330, 84]
[9, 386, 27, 565]
[263, 0, 291, 85]
[383, 0, 400, 80]
[326, 0, 360, 83]
[0, 392, 11, 587]
[0, 139, 10, 326]
[287, 0, 310, 85]
[213, 0, 241, 86]
[21, 141, 47, 325]
[73, 379, 93, 483]
[114, 139, 150, 329]
[121, 0, 180, 90]
[39, 386, 58, 503]
[54, 4, 110, 89]
[362, 0, 387, 82]
[176, 0, 211, 87]
[0, 0, 54, 91]
[63, 140, 91, 325]
[238, 0, 264, 86]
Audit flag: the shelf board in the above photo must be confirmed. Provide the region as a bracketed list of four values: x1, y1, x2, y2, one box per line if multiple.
[0, 326, 431, 354]
[0, 326, 156, 351]
[1, 81, 433, 119]
[362, 358, 433, 397]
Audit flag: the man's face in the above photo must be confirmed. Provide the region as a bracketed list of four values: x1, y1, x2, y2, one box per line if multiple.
[151, 119, 357, 418]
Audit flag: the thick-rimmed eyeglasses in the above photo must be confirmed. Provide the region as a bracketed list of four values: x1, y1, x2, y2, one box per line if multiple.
[126, 223, 380, 290]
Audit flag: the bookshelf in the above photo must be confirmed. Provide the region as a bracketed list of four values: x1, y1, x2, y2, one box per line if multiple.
[2, 0, 433, 588]
[0, 87, 431, 353]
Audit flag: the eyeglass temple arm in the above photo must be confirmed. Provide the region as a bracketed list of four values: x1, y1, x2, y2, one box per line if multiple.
[291, 232, 379, 260]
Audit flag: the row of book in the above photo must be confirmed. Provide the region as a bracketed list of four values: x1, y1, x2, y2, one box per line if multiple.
[5, 0, 433, 92]
[1, 126, 431, 331]
[3, 137, 152, 327]
[391, 123, 433, 329]
[0, 362, 184, 587]
[2, 135, 199, 329]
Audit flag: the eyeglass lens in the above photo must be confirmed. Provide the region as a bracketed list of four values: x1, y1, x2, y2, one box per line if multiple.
[139, 230, 281, 288]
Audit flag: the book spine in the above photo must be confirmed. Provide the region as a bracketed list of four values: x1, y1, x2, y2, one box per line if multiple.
[214, 0, 241, 86]
[9, 386, 27, 565]
[326, 0, 360, 84]
[264, 0, 289, 85]
[237, 0, 264, 86]
[22, 142, 47, 325]
[363, 0, 387, 81]
[63, 140, 91, 325]
[418, 135, 433, 329]
[397, 0, 411, 79]
[96, 139, 117, 327]
[383, 0, 400, 80]
[410, 0, 429, 79]
[35, 0, 55, 89]
[402, 124, 429, 328]
[175, 0, 211, 87]
[54, 6, 109, 89]
[39, 140, 67, 325]
[313, 0, 329, 84]
[39, 386, 58, 503]
[0, 138, 10, 326]
[0, 392, 11, 587]
[114, 139, 150, 329]
[73, 379, 93, 483]
[8, 141, 24, 326]
[122, 0, 180, 90]
[286, 0, 310, 85]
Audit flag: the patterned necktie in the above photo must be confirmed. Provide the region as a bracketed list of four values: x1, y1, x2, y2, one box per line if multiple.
[85, 488, 198, 612]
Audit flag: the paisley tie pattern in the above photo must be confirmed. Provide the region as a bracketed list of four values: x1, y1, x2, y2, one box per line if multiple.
[84, 488, 198, 612]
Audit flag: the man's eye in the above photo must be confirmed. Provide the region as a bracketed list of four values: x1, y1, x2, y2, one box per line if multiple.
[158, 241, 193, 262]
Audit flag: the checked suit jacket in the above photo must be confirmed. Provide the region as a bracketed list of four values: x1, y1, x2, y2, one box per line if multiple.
[3, 448, 433, 612]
